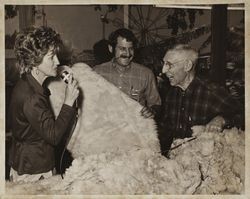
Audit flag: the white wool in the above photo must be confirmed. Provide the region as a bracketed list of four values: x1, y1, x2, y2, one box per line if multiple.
[49, 63, 159, 157]
[6, 63, 244, 195]
[170, 126, 245, 194]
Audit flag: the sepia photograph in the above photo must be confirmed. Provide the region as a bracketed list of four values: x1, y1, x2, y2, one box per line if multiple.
[2, 1, 247, 197]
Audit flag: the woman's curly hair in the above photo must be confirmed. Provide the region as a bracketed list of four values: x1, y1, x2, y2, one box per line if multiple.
[14, 26, 62, 75]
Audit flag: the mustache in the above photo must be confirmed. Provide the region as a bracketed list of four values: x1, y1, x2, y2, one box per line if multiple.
[119, 55, 132, 59]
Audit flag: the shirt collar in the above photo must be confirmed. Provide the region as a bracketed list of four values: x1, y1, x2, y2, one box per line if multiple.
[185, 76, 199, 94]
[25, 73, 51, 96]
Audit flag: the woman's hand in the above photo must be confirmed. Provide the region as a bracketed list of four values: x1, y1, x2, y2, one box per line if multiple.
[64, 73, 79, 107]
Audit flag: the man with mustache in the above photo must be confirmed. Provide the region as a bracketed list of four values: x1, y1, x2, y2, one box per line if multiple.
[159, 44, 244, 157]
[94, 28, 161, 118]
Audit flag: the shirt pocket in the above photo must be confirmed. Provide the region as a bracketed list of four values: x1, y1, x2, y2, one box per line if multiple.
[129, 87, 140, 101]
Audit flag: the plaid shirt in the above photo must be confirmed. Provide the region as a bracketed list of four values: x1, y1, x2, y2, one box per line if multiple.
[160, 77, 243, 138]
[94, 59, 161, 107]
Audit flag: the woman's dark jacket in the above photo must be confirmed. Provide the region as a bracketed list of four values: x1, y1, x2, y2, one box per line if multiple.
[8, 74, 76, 175]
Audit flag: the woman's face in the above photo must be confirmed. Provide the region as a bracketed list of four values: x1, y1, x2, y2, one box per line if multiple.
[37, 47, 60, 78]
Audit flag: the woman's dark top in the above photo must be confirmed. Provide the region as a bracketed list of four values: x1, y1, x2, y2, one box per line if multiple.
[8, 74, 76, 175]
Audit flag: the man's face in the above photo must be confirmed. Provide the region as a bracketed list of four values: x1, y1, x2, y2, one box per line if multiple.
[37, 47, 60, 77]
[114, 36, 134, 67]
[162, 51, 187, 88]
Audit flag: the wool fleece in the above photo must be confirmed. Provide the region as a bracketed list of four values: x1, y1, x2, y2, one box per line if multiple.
[49, 63, 160, 158]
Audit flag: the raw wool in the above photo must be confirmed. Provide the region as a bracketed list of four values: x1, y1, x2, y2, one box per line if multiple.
[49, 63, 160, 158]
[47, 63, 200, 194]
[5, 175, 66, 195]
[169, 126, 245, 194]
[61, 149, 201, 194]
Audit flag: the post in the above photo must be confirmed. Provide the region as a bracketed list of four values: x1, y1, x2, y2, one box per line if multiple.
[124, 5, 129, 28]
[210, 4, 228, 85]
[18, 5, 35, 30]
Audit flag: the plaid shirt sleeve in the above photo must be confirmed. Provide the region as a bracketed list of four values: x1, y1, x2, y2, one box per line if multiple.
[206, 83, 244, 128]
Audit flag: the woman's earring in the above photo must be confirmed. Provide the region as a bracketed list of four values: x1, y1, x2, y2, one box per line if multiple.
[35, 69, 40, 75]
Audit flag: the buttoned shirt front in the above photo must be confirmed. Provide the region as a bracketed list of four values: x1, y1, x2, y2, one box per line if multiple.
[94, 59, 161, 107]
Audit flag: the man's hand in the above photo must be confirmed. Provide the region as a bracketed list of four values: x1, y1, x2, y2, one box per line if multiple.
[205, 116, 226, 132]
[140, 106, 154, 119]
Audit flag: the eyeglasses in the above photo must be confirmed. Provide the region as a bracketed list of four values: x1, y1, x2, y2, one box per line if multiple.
[161, 59, 186, 71]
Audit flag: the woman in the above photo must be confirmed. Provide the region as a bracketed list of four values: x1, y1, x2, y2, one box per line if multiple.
[8, 26, 79, 182]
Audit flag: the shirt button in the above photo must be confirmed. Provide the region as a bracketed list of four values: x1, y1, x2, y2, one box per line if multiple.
[118, 86, 122, 89]
[181, 107, 184, 111]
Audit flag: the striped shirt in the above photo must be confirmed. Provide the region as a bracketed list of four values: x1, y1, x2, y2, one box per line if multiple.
[160, 77, 243, 138]
[94, 59, 161, 107]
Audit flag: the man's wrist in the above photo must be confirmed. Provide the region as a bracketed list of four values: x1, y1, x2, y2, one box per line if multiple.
[214, 115, 226, 128]
[149, 105, 161, 116]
